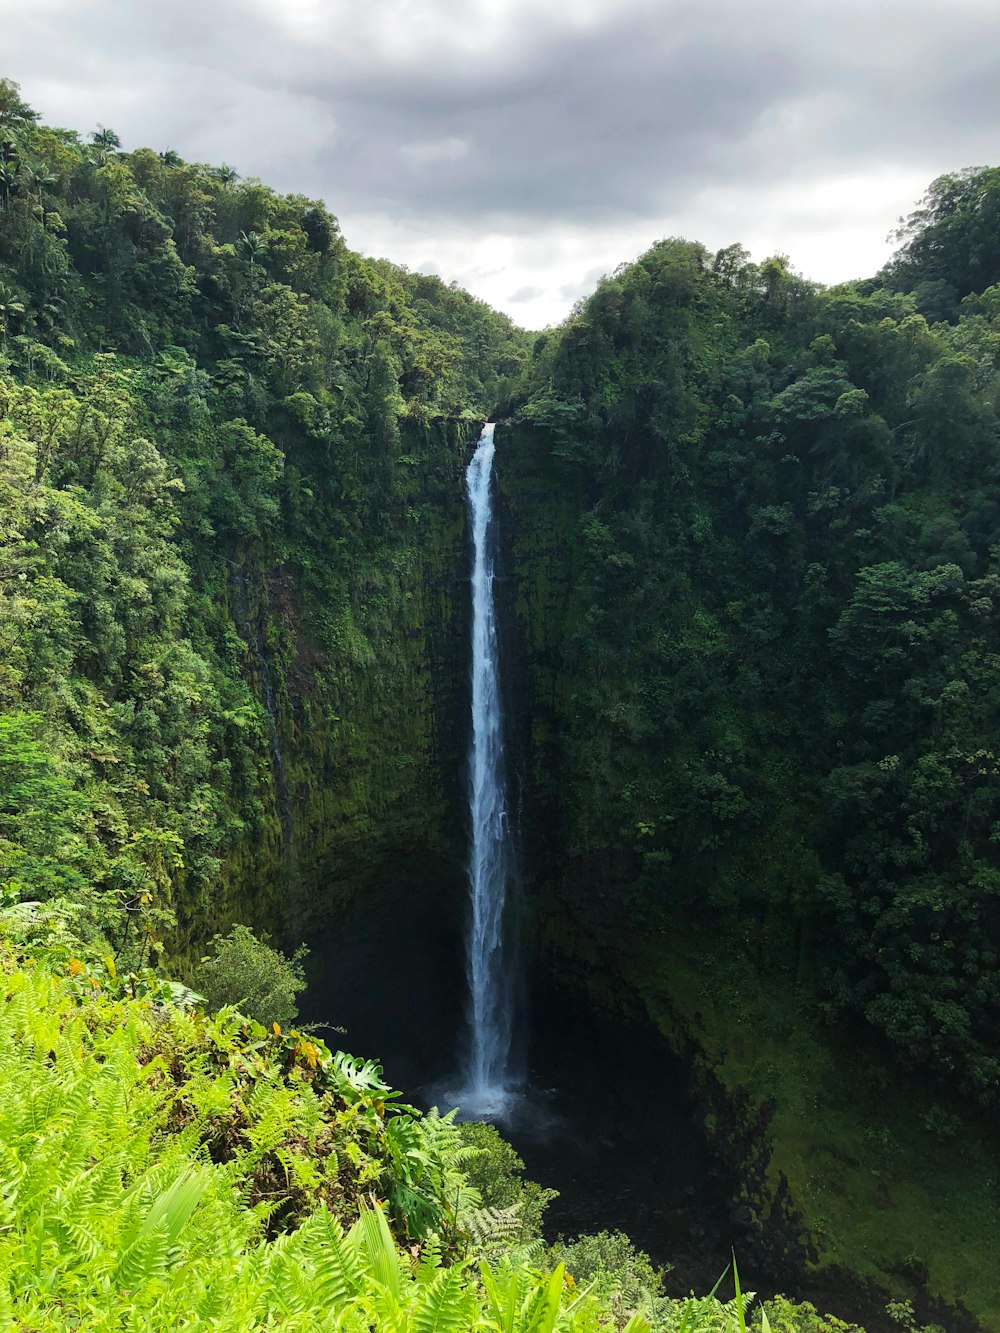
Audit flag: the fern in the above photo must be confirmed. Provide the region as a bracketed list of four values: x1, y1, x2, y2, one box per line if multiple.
[0, 1276, 13, 1329]
[0, 947, 795, 1332]
[50, 1209, 103, 1266]
[115, 1216, 172, 1289]
[464, 1202, 530, 1254]
[410, 1263, 478, 1333]
[280, 1208, 366, 1309]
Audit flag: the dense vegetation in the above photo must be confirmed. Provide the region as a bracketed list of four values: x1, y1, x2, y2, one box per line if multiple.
[499, 171, 1000, 1324]
[507, 177, 1000, 1109]
[0, 76, 526, 956]
[0, 895, 873, 1330]
[2, 75, 999, 1329]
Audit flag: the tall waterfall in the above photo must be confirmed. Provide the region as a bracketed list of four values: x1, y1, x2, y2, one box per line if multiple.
[461, 422, 516, 1116]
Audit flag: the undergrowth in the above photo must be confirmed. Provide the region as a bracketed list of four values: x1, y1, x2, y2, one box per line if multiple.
[0, 905, 868, 1330]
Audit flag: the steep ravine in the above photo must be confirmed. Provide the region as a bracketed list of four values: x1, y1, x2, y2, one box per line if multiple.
[492, 421, 997, 1333]
[284, 428, 887, 1329]
[253, 419, 993, 1332]
[288, 423, 997, 1333]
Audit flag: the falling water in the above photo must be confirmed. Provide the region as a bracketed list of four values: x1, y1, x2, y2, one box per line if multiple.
[460, 422, 516, 1117]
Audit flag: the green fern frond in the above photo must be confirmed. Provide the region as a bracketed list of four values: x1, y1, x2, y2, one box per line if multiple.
[464, 1202, 528, 1252]
[410, 1263, 477, 1333]
[116, 1217, 172, 1289]
[290, 1209, 366, 1308]
[0, 1274, 13, 1328]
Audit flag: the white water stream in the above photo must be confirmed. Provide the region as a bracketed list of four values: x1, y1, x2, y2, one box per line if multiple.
[458, 422, 516, 1117]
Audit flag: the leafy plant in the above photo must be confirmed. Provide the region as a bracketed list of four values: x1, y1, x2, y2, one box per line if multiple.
[195, 923, 307, 1028]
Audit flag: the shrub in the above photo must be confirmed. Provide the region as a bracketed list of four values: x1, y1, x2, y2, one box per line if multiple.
[195, 923, 307, 1027]
[553, 1230, 666, 1327]
[457, 1119, 556, 1242]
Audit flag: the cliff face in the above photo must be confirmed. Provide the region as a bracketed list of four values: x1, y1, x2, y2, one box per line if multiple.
[496, 421, 650, 941]
[233, 418, 477, 939]
[0, 85, 525, 959]
[494, 425, 585, 912]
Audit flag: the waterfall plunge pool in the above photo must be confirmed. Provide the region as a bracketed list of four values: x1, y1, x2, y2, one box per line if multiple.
[300, 887, 736, 1294]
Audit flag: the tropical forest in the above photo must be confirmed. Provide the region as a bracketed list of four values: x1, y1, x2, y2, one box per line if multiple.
[1, 75, 999, 1331]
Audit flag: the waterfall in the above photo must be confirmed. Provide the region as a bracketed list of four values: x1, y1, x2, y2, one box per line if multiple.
[460, 422, 516, 1117]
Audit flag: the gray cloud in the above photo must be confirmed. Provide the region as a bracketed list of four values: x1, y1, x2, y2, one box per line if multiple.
[4, 0, 1000, 325]
[559, 266, 611, 303]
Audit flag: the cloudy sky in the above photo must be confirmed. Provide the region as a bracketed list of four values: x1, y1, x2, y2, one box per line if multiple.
[4, 0, 1000, 327]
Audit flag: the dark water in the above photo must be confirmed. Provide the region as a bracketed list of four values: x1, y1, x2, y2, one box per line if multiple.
[301, 885, 735, 1288]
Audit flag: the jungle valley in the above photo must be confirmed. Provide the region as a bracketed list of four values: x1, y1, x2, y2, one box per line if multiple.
[1, 78, 1000, 1331]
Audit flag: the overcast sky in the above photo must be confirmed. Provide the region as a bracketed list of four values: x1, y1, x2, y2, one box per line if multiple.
[4, 0, 999, 328]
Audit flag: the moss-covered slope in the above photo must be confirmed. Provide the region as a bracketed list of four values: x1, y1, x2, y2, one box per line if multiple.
[499, 232, 1000, 1327]
[0, 79, 517, 954]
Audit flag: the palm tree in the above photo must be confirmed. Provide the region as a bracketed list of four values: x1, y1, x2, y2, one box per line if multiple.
[20, 159, 57, 200]
[89, 125, 122, 165]
[210, 163, 239, 188]
[0, 283, 26, 339]
[239, 230, 264, 265]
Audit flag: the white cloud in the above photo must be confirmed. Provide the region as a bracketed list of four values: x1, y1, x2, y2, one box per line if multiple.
[4, 0, 999, 327]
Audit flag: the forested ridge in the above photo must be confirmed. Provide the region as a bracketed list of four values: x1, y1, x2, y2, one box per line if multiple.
[1, 75, 1000, 1330]
[506, 167, 1000, 1110]
[499, 167, 1000, 1326]
[0, 76, 525, 955]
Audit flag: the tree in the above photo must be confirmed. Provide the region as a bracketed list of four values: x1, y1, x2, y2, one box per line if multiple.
[0, 79, 39, 136]
[885, 166, 1000, 313]
[89, 123, 122, 164]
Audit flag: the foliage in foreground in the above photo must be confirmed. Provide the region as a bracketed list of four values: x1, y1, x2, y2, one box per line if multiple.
[0, 915, 869, 1331]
